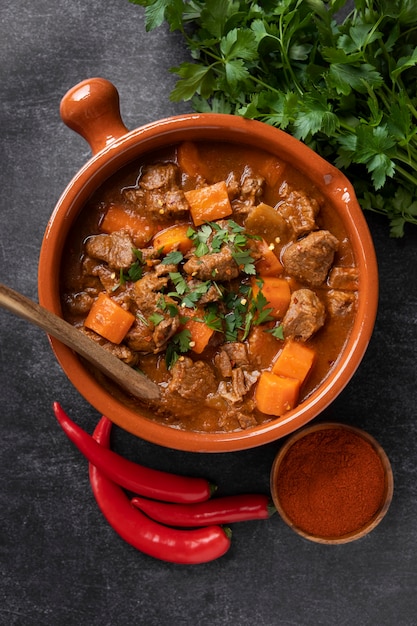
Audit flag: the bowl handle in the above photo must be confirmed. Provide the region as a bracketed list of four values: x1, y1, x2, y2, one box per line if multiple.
[59, 78, 129, 155]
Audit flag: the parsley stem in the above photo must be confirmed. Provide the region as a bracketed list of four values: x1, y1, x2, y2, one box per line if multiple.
[407, 103, 417, 123]
[276, 12, 304, 97]
[394, 164, 417, 189]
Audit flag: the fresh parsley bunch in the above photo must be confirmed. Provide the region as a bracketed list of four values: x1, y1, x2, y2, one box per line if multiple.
[130, 0, 417, 236]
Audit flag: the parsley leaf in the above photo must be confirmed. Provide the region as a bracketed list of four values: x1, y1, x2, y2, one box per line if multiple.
[170, 63, 217, 101]
[268, 324, 285, 340]
[149, 312, 165, 326]
[232, 249, 256, 275]
[162, 250, 184, 265]
[220, 28, 258, 62]
[165, 329, 192, 368]
[169, 272, 188, 295]
[203, 305, 224, 332]
[116, 248, 144, 288]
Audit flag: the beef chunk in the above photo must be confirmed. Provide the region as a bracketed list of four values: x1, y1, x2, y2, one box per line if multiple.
[152, 315, 181, 349]
[282, 230, 339, 287]
[217, 368, 259, 404]
[183, 246, 239, 281]
[168, 357, 217, 400]
[91, 265, 121, 292]
[139, 163, 179, 190]
[328, 266, 359, 291]
[81, 258, 129, 294]
[63, 291, 95, 316]
[214, 343, 249, 378]
[221, 342, 249, 368]
[214, 349, 233, 378]
[282, 288, 325, 341]
[128, 310, 180, 355]
[133, 273, 169, 315]
[144, 189, 190, 219]
[277, 185, 320, 236]
[81, 327, 138, 366]
[241, 166, 264, 199]
[82, 255, 103, 277]
[131, 271, 180, 349]
[327, 290, 357, 317]
[237, 411, 258, 429]
[100, 342, 138, 367]
[225, 171, 240, 198]
[85, 232, 136, 270]
[163, 189, 190, 216]
[232, 166, 265, 213]
[231, 367, 247, 399]
[124, 163, 190, 219]
[125, 318, 156, 353]
[139, 163, 189, 219]
[218, 403, 258, 430]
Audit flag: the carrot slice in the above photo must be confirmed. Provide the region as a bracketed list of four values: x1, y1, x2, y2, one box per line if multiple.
[256, 154, 286, 188]
[177, 141, 208, 179]
[251, 277, 291, 319]
[184, 181, 233, 226]
[183, 316, 215, 354]
[255, 239, 284, 277]
[153, 223, 193, 255]
[84, 293, 135, 344]
[272, 340, 316, 385]
[255, 371, 300, 416]
[101, 205, 156, 246]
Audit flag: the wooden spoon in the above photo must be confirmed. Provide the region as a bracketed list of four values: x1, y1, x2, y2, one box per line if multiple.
[0, 282, 160, 402]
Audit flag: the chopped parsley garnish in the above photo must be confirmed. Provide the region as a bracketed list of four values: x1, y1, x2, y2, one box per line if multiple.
[168, 272, 188, 296]
[252, 289, 274, 326]
[144, 220, 283, 367]
[155, 295, 179, 319]
[165, 329, 192, 368]
[149, 312, 165, 326]
[186, 220, 260, 275]
[162, 250, 184, 265]
[187, 224, 212, 256]
[203, 305, 224, 332]
[268, 324, 285, 340]
[115, 248, 144, 289]
[232, 248, 256, 275]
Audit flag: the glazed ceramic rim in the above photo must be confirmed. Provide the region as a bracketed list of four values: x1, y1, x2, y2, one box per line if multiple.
[270, 422, 394, 544]
[38, 113, 379, 452]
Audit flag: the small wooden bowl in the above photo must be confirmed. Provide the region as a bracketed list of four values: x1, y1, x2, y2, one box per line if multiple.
[270, 423, 394, 544]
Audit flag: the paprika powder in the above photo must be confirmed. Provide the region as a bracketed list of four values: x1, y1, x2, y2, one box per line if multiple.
[271, 423, 393, 543]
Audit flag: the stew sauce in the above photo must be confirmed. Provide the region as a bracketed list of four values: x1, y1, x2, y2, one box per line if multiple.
[61, 141, 358, 433]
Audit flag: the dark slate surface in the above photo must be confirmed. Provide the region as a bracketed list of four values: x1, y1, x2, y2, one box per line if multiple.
[1, 2, 416, 625]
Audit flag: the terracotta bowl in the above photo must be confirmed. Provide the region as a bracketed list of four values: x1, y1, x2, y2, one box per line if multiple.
[270, 423, 394, 543]
[38, 78, 378, 452]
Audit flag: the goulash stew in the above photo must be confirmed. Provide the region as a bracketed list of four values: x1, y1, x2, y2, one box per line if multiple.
[61, 141, 358, 432]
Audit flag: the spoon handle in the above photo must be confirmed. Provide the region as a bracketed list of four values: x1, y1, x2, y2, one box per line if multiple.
[0, 282, 160, 402]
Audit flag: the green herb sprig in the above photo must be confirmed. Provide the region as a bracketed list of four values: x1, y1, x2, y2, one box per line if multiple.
[116, 248, 144, 289]
[187, 220, 260, 272]
[130, 0, 417, 236]
[165, 329, 192, 368]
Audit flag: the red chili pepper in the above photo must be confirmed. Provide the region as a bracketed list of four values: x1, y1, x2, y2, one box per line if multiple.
[53, 402, 214, 503]
[131, 494, 275, 527]
[89, 416, 231, 564]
